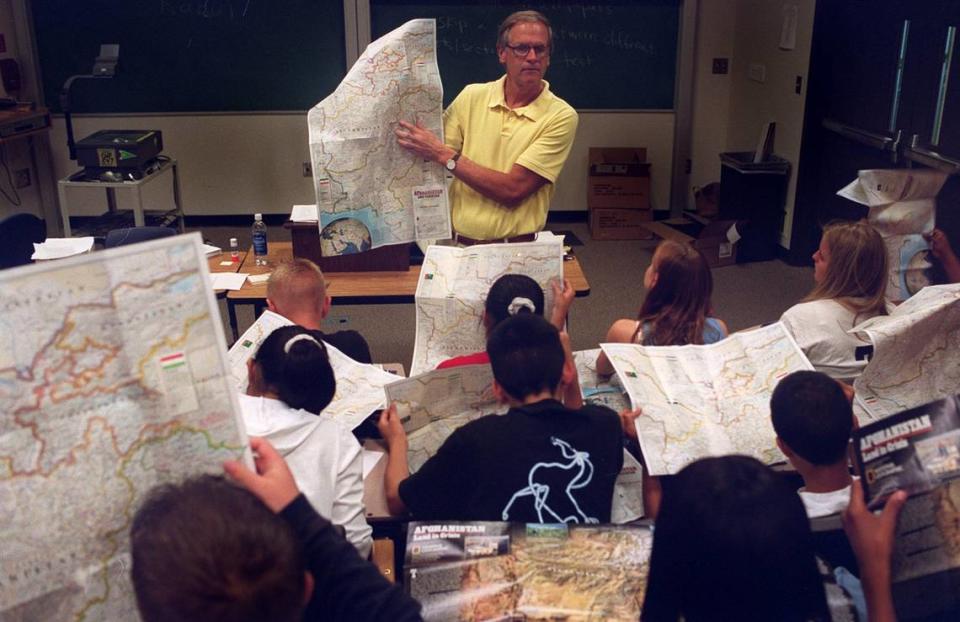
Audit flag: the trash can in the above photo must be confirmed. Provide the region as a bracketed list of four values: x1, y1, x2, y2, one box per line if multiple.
[718, 152, 791, 262]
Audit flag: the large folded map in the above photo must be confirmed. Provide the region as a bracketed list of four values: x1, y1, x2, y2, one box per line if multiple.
[0, 234, 248, 619]
[228, 310, 398, 430]
[410, 241, 564, 375]
[602, 323, 812, 475]
[853, 284, 960, 421]
[308, 19, 450, 255]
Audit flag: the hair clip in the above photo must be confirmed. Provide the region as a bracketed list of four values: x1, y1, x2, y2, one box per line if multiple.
[507, 297, 536, 315]
[284, 333, 321, 353]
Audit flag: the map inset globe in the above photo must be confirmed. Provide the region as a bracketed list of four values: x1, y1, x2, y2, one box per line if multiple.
[320, 218, 372, 256]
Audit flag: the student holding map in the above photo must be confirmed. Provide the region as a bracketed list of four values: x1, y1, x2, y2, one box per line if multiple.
[266, 258, 372, 363]
[395, 11, 578, 243]
[378, 314, 624, 523]
[780, 220, 890, 383]
[596, 240, 728, 377]
[240, 325, 372, 556]
[771, 371, 858, 518]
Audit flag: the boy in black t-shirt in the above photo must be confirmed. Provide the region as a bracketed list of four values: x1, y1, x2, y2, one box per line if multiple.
[377, 314, 623, 522]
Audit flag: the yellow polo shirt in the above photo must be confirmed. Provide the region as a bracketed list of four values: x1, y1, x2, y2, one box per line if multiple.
[443, 76, 578, 240]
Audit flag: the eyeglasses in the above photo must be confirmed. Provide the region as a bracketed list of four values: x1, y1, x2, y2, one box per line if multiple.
[505, 43, 550, 58]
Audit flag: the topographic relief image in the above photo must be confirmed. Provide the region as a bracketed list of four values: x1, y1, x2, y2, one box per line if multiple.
[603, 323, 812, 475]
[408, 524, 652, 621]
[0, 234, 247, 620]
[309, 19, 450, 252]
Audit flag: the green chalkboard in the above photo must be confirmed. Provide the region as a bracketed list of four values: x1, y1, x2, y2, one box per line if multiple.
[30, 0, 347, 113]
[371, 0, 680, 110]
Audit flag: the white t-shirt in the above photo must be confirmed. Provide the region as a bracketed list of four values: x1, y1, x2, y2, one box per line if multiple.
[798, 478, 858, 518]
[780, 299, 885, 383]
[238, 394, 372, 556]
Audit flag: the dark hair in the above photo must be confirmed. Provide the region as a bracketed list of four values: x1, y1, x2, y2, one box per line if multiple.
[131, 475, 306, 622]
[253, 325, 336, 415]
[771, 371, 853, 465]
[637, 240, 714, 346]
[643, 456, 830, 622]
[484, 274, 545, 330]
[487, 314, 564, 400]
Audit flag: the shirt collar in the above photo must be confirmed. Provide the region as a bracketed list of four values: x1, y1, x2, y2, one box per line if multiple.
[511, 398, 566, 416]
[487, 75, 553, 121]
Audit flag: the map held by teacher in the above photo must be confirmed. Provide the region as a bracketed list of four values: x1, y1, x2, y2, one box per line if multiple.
[308, 19, 451, 254]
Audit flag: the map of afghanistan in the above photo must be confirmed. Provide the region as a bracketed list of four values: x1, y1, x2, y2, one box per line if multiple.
[308, 19, 451, 254]
[602, 323, 813, 476]
[410, 241, 564, 375]
[853, 284, 960, 422]
[0, 234, 248, 620]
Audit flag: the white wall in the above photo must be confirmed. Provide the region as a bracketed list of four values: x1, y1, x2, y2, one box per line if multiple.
[51, 109, 675, 218]
[689, 0, 737, 207]
[725, 0, 815, 248]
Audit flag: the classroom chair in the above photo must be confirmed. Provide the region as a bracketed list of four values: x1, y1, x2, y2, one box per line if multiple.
[0, 212, 45, 269]
[104, 226, 176, 248]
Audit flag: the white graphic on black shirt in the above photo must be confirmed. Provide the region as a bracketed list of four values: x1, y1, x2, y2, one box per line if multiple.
[501, 436, 599, 524]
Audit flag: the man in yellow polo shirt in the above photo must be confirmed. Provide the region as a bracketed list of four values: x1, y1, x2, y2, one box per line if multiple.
[396, 11, 578, 243]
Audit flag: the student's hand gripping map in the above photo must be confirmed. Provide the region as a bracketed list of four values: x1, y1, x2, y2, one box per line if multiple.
[602, 323, 813, 476]
[0, 234, 248, 620]
[410, 241, 564, 375]
[308, 19, 451, 254]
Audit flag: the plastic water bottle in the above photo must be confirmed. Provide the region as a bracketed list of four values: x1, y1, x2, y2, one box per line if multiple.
[252, 213, 268, 266]
[229, 237, 239, 263]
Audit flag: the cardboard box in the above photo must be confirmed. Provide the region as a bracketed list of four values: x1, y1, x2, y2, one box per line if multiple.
[587, 147, 651, 210]
[589, 208, 654, 241]
[641, 216, 739, 267]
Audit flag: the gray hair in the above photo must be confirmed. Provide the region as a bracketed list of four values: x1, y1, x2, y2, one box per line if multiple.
[496, 10, 552, 50]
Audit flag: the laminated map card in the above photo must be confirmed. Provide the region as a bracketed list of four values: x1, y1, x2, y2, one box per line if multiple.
[308, 19, 450, 255]
[0, 233, 249, 620]
[852, 284, 960, 422]
[602, 323, 813, 476]
[410, 241, 564, 375]
[854, 395, 960, 613]
[405, 521, 653, 621]
[227, 309, 398, 430]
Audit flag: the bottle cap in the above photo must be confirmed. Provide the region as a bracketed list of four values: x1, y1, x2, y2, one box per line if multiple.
[229, 237, 238, 246]
[254, 213, 262, 221]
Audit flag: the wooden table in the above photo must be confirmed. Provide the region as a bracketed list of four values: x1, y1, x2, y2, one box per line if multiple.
[208, 250, 247, 294]
[226, 242, 592, 341]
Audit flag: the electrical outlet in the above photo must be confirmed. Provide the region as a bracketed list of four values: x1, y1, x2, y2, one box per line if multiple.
[13, 168, 30, 188]
[302, 161, 313, 177]
[712, 58, 728, 75]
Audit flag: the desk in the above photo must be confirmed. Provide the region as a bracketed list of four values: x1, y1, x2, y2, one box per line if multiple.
[57, 158, 184, 237]
[208, 250, 247, 298]
[226, 242, 591, 341]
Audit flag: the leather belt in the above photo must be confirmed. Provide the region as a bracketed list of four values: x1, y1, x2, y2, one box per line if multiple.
[454, 232, 537, 246]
